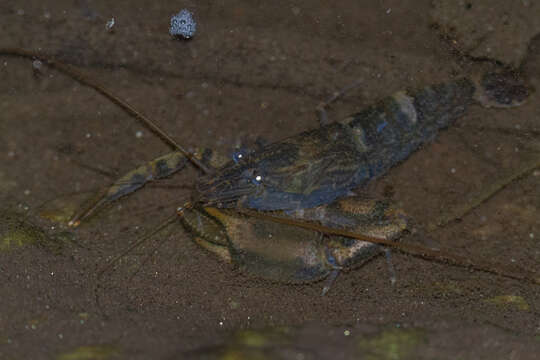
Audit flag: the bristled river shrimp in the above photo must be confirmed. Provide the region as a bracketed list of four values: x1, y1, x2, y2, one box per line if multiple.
[1, 47, 537, 293]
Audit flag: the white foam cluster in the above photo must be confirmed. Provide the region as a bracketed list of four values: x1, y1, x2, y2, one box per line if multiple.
[170, 9, 196, 39]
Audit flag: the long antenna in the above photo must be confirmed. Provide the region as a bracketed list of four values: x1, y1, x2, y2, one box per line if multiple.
[0, 48, 212, 174]
[97, 214, 178, 278]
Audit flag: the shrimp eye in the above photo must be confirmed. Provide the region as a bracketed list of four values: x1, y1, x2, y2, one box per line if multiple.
[232, 148, 248, 164]
[241, 168, 262, 185]
[252, 174, 263, 185]
[232, 151, 243, 163]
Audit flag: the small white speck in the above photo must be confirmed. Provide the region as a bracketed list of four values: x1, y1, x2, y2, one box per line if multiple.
[18, 204, 29, 211]
[344, 329, 351, 336]
[50, 272, 54, 276]
[219, 321, 223, 326]
[85, 133, 91, 138]
[255, 175, 262, 182]
[58, 333, 63, 339]
[135, 130, 143, 138]
[386, 8, 392, 14]
[23, 189, 31, 196]
[106, 17, 115, 31]
[530, 233, 535, 239]
[510, 258, 516, 263]
[450, 168, 456, 174]
[32, 60, 42, 70]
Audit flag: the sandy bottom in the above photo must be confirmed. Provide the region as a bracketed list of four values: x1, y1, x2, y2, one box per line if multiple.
[0, 1, 539, 359]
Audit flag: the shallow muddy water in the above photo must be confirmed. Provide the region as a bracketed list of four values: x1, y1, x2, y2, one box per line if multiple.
[1, 1, 539, 359]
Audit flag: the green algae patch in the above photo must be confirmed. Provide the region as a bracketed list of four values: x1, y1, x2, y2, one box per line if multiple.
[0, 226, 40, 250]
[220, 348, 272, 360]
[186, 327, 293, 360]
[234, 327, 291, 348]
[234, 331, 270, 349]
[356, 328, 427, 360]
[0, 210, 68, 253]
[0, 211, 47, 251]
[56, 344, 120, 360]
[485, 295, 530, 311]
